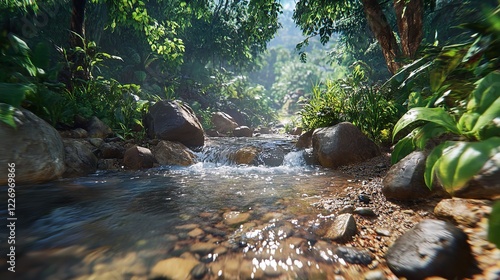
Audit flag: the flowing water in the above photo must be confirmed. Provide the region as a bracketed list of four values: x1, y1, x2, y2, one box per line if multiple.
[0, 136, 363, 280]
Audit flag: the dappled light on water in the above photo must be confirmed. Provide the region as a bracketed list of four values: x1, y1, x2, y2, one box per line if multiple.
[0, 137, 361, 279]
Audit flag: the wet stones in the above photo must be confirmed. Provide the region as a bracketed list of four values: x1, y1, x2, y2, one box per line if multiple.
[385, 219, 474, 280]
[223, 211, 251, 226]
[152, 140, 196, 166]
[322, 213, 357, 242]
[335, 246, 373, 265]
[151, 257, 200, 280]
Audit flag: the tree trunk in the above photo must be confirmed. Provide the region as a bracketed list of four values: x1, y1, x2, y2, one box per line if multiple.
[361, 0, 401, 74]
[70, 0, 86, 48]
[394, 0, 424, 59]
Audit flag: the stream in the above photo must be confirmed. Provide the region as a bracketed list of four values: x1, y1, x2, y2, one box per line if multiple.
[0, 136, 363, 280]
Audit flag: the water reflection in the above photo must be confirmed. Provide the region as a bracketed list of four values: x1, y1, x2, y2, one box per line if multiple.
[0, 137, 359, 279]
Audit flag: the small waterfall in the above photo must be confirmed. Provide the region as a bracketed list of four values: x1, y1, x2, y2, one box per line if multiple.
[194, 136, 308, 167]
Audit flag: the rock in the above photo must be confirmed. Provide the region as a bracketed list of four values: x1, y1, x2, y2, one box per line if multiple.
[385, 219, 474, 280]
[99, 142, 125, 159]
[211, 112, 239, 134]
[59, 128, 88, 138]
[434, 198, 490, 227]
[223, 211, 250, 226]
[151, 257, 200, 280]
[375, 228, 391, 237]
[0, 108, 65, 184]
[191, 263, 208, 279]
[260, 146, 286, 166]
[145, 100, 204, 148]
[335, 246, 373, 265]
[364, 270, 387, 280]
[382, 151, 447, 200]
[123, 145, 156, 170]
[290, 127, 302, 136]
[454, 152, 500, 199]
[230, 146, 260, 165]
[86, 116, 113, 138]
[312, 122, 380, 168]
[152, 140, 196, 166]
[354, 207, 377, 216]
[314, 214, 357, 242]
[188, 228, 204, 238]
[233, 126, 253, 137]
[88, 138, 104, 148]
[296, 130, 313, 149]
[62, 139, 98, 177]
[190, 242, 217, 255]
[323, 214, 357, 242]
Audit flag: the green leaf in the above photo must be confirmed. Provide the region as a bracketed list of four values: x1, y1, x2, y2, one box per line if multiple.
[393, 107, 459, 141]
[430, 47, 466, 92]
[489, 201, 500, 249]
[413, 122, 448, 150]
[433, 137, 500, 192]
[391, 135, 415, 164]
[471, 96, 500, 135]
[424, 141, 455, 189]
[0, 103, 16, 128]
[0, 83, 35, 107]
[468, 71, 500, 114]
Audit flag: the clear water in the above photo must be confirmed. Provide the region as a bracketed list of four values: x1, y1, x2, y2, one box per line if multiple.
[0, 136, 355, 280]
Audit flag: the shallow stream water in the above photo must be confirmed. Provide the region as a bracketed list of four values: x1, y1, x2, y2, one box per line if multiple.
[0, 136, 363, 280]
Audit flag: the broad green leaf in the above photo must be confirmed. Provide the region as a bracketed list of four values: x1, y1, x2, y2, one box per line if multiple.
[434, 137, 500, 192]
[468, 71, 500, 113]
[471, 97, 500, 135]
[488, 201, 500, 249]
[0, 103, 16, 128]
[393, 107, 459, 141]
[391, 135, 415, 164]
[458, 112, 480, 133]
[414, 122, 448, 150]
[424, 141, 455, 189]
[430, 47, 466, 92]
[0, 83, 35, 107]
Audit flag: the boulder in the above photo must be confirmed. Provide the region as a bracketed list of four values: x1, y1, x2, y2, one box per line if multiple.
[233, 126, 253, 137]
[312, 122, 380, 168]
[152, 140, 196, 166]
[145, 100, 204, 148]
[211, 112, 239, 134]
[99, 142, 125, 159]
[0, 108, 65, 184]
[62, 139, 98, 177]
[123, 145, 156, 170]
[382, 151, 448, 200]
[385, 219, 474, 280]
[86, 116, 113, 138]
[454, 152, 500, 199]
[230, 146, 260, 165]
[296, 130, 313, 149]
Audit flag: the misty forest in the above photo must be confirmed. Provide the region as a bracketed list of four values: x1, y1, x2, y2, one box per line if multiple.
[1, 0, 500, 279]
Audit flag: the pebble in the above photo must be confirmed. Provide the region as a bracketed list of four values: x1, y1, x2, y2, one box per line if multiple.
[191, 263, 208, 279]
[323, 213, 357, 242]
[354, 207, 377, 216]
[190, 242, 217, 255]
[151, 257, 200, 280]
[223, 211, 251, 226]
[188, 228, 204, 238]
[364, 269, 386, 280]
[358, 194, 371, 204]
[375, 228, 391, 237]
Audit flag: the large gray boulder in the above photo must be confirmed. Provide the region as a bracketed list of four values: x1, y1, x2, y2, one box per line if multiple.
[62, 139, 98, 177]
[382, 151, 448, 200]
[145, 100, 204, 148]
[385, 219, 474, 280]
[0, 108, 65, 184]
[312, 122, 380, 168]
